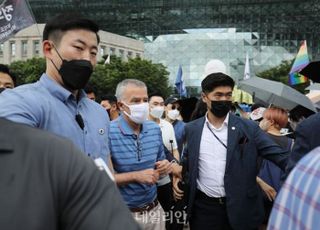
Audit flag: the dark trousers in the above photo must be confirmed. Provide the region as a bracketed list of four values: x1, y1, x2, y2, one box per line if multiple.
[190, 190, 232, 230]
[157, 182, 174, 230]
[157, 182, 173, 211]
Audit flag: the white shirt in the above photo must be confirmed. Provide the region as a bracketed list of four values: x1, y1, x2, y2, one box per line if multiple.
[159, 119, 178, 152]
[157, 119, 178, 186]
[197, 113, 229, 197]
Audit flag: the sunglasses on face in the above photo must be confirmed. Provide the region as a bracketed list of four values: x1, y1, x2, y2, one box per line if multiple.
[171, 105, 181, 110]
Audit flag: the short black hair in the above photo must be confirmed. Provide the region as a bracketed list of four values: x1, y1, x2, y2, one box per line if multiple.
[84, 84, 97, 95]
[148, 92, 164, 101]
[43, 13, 100, 45]
[100, 95, 117, 104]
[164, 96, 179, 106]
[201, 72, 235, 93]
[190, 99, 207, 121]
[0, 64, 16, 86]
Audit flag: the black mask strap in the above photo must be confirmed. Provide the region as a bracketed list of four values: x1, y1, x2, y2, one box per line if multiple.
[51, 43, 64, 61]
[49, 42, 64, 72]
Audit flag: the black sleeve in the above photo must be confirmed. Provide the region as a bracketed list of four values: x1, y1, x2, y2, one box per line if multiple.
[284, 121, 311, 178]
[163, 144, 175, 161]
[254, 125, 289, 171]
[54, 143, 140, 230]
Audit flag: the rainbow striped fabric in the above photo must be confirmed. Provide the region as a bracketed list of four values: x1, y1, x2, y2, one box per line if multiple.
[289, 40, 309, 85]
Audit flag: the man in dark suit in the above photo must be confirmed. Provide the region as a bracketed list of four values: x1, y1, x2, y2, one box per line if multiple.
[173, 73, 288, 230]
[0, 118, 139, 230]
[285, 112, 320, 176]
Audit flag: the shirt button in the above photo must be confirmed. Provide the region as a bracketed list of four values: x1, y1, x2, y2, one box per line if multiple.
[99, 129, 105, 135]
[85, 131, 88, 134]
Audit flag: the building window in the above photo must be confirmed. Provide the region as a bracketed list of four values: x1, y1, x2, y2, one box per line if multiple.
[136, 53, 141, 58]
[22, 40, 28, 57]
[100, 45, 105, 56]
[33, 40, 40, 56]
[119, 49, 124, 59]
[110, 47, 115, 55]
[0, 43, 3, 56]
[10, 41, 16, 57]
[128, 51, 133, 58]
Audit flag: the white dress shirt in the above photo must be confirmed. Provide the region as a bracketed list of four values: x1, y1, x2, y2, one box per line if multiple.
[157, 119, 177, 186]
[197, 113, 229, 198]
[159, 119, 178, 152]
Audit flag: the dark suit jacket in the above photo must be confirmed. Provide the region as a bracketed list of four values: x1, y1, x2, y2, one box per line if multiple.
[184, 114, 288, 230]
[0, 119, 139, 230]
[285, 113, 320, 176]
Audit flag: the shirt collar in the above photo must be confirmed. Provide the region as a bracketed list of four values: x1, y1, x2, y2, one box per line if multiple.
[39, 73, 87, 102]
[205, 112, 229, 129]
[118, 115, 149, 136]
[159, 119, 165, 128]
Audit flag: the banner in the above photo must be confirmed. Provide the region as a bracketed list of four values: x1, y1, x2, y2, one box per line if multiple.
[175, 65, 187, 98]
[104, 54, 110, 64]
[0, 0, 35, 43]
[288, 40, 309, 85]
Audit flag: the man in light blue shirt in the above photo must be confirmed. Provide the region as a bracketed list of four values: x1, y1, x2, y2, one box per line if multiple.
[0, 13, 109, 161]
[109, 79, 172, 230]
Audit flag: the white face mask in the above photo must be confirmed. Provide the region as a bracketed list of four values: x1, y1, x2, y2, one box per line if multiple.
[167, 109, 180, 120]
[123, 102, 149, 124]
[150, 106, 164, 119]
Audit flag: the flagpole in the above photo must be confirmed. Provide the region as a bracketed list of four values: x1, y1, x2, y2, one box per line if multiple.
[25, 0, 41, 37]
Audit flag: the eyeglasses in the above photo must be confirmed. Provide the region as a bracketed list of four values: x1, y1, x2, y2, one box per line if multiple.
[171, 105, 181, 110]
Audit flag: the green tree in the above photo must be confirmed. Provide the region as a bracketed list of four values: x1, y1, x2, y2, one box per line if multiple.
[256, 59, 309, 93]
[90, 56, 172, 100]
[8, 56, 172, 99]
[9, 58, 46, 86]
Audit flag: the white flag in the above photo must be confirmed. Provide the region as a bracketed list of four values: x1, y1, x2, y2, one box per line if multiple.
[104, 55, 110, 65]
[244, 52, 251, 80]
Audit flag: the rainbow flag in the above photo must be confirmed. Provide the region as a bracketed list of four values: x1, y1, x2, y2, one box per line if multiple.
[288, 40, 309, 85]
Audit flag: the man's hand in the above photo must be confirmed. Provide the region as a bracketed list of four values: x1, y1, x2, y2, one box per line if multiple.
[172, 176, 184, 200]
[155, 159, 172, 176]
[257, 176, 277, 201]
[172, 163, 182, 178]
[134, 169, 159, 185]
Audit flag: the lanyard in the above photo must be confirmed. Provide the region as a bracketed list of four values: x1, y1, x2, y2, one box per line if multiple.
[206, 122, 227, 149]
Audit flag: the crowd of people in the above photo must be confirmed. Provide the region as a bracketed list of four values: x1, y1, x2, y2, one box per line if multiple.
[0, 13, 320, 230]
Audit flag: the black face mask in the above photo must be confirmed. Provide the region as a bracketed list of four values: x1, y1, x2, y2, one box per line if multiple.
[0, 88, 5, 93]
[210, 100, 232, 118]
[59, 59, 93, 90]
[51, 45, 93, 90]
